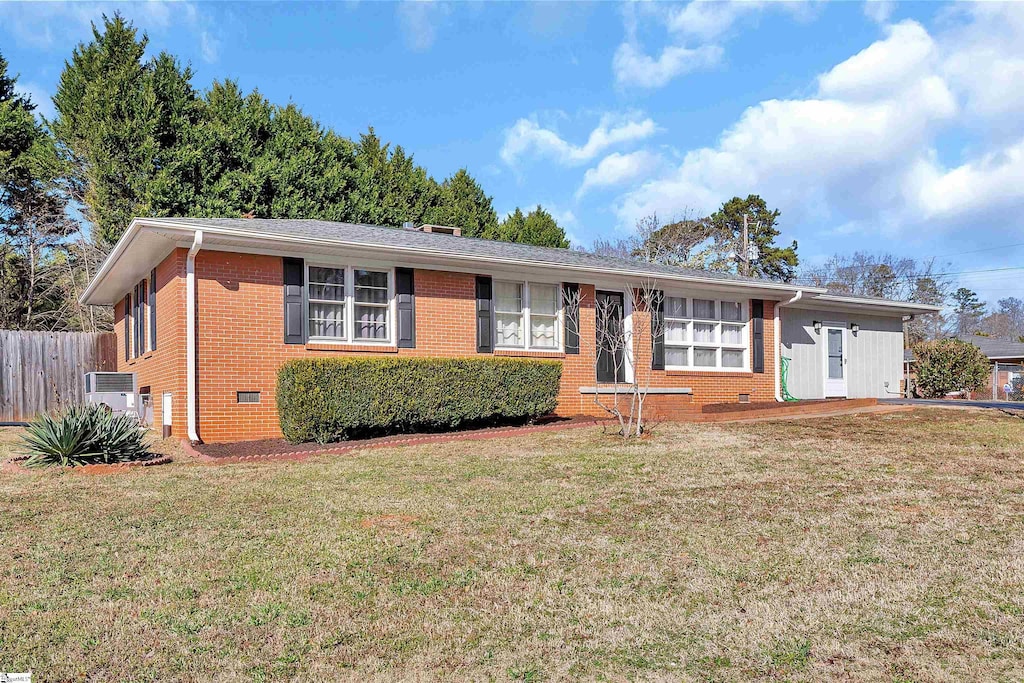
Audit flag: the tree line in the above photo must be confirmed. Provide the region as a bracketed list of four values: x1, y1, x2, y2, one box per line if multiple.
[0, 15, 567, 332]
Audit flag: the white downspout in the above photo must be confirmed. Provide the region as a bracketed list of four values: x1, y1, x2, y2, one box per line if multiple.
[775, 290, 803, 402]
[186, 230, 203, 443]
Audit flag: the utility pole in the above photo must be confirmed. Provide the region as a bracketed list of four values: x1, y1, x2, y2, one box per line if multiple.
[741, 214, 749, 276]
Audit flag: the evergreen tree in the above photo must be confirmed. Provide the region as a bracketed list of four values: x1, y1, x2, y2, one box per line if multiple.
[424, 168, 498, 237]
[349, 128, 438, 227]
[51, 14, 165, 245]
[494, 205, 568, 248]
[952, 287, 986, 336]
[0, 52, 76, 329]
[708, 195, 799, 281]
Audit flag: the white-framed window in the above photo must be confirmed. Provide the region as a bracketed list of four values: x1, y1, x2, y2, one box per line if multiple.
[306, 264, 393, 344]
[128, 279, 149, 359]
[663, 295, 748, 370]
[494, 280, 562, 351]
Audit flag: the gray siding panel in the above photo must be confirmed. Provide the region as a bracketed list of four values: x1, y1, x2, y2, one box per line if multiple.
[781, 307, 904, 399]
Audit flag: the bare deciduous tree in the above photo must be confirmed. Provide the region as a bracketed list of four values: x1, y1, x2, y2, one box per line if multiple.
[801, 252, 952, 343]
[592, 280, 664, 439]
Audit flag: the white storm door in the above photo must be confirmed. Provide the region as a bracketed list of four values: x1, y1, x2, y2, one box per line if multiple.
[823, 326, 848, 398]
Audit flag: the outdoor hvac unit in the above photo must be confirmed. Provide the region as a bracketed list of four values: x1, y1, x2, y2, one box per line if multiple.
[84, 372, 138, 414]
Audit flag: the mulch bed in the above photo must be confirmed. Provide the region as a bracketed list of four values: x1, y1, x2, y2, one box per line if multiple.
[701, 398, 851, 414]
[189, 416, 605, 462]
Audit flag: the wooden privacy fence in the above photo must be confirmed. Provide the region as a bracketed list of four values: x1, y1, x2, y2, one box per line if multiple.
[0, 330, 118, 422]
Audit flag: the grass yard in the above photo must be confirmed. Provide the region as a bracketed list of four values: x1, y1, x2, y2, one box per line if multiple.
[1, 408, 1023, 681]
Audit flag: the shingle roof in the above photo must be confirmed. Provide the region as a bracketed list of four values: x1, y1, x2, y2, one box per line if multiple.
[957, 334, 1024, 359]
[905, 336, 1024, 363]
[147, 217, 775, 286]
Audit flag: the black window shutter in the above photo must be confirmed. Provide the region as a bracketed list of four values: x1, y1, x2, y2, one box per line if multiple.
[133, 283, 141, 358]
[475, 275, 493, 353]
[396, 267, 415, 348]
[563, 282, 580, 354]
[752, 299, 765, 373]
[123, 295, 130, 361]
[283, 257, 306, 344]
[140, 280, 147, 353]
[149, 269, 157, 351]
[651, 289, 665, 370]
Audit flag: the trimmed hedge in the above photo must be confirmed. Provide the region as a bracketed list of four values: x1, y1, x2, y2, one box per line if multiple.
[277, 357, 563, 443]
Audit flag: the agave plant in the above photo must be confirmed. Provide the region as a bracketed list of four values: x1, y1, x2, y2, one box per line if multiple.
[21, 404, 152, 468]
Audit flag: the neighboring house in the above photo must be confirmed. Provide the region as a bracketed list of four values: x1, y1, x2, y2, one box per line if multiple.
[81, 218, 938, 442]
[958, 334, 1024, 399]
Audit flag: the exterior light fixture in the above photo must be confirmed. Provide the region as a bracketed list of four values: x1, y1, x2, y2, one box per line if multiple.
[850, 323, 860, 334]
[813, 320, 822, 333]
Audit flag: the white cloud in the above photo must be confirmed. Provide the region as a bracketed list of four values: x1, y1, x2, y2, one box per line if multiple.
[905, 138, 1024, 222]
[666, 0, 766, 41]
[614, 0, 810, 89]
[396, 1, 451, 51]
[818, 20, 936, 100]
[863, 0, 895, 25]
[940, 3, 1024, 131]
[612, 42, 722, 89]
[576, 150, 662, 199]
[613, 12, 1024, 240]
[0, 1, 222, 63]
[199, 30, 220, 63]
[500, 113, 659, 167]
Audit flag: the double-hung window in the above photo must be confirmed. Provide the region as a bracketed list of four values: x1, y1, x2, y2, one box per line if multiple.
[307, 265, 392, 343]
[127, 278, 151, 359]
[663, 296, 748, 370]
[494, 280, 562, 351]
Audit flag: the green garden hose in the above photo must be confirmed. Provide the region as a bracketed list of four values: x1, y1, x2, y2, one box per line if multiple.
[780, 356, 799, 402]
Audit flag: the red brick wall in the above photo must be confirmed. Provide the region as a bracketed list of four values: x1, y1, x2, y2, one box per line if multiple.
[114, 248, 188, 434]
[554, 289, 777, 416]
[122, 250, 781, 442]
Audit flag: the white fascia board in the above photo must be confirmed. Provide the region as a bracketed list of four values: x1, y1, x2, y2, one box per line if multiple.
[85, 218, 828, 305]
[789, 294, 942, 316]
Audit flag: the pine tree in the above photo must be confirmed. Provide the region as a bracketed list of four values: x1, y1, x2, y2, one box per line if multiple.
[952, 287, 986, 336]
[708, 195, 799, 281]
[0, 51, 76, 329]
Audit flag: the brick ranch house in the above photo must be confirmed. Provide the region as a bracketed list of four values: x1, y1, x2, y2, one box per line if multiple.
[80, 218, 939, 443]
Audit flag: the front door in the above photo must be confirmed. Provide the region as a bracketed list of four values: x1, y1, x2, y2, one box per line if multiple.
[823, 325, 848, 397]
[596, 290, 625, 383]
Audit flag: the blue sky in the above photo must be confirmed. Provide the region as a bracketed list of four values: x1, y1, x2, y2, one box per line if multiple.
[3, 1, 1024, 305]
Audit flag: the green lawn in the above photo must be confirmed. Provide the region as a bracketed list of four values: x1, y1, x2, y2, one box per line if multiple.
[1, 408, 1023, 681]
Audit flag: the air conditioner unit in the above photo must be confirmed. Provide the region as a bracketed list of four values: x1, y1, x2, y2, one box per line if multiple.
[84, 372, 137, 414]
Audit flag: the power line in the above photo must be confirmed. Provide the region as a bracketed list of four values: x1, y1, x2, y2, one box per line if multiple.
[796, 265, 1024, 286]
[930, 242, 1024, 259]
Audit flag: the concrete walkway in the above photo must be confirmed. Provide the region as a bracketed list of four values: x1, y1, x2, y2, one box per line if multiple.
[881, 398, 1024, 410]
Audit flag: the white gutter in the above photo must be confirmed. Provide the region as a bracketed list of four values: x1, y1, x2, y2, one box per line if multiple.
[186, 230, 203, 443]
[775, 290, 803, 402]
